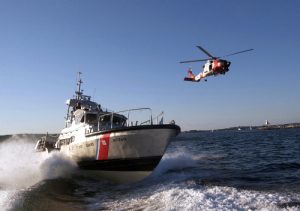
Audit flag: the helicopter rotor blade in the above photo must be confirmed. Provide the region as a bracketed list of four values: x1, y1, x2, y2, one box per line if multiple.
[196, 46, 214, 58]
[179, 58, 209, 64]
[221, 49, 254, 58]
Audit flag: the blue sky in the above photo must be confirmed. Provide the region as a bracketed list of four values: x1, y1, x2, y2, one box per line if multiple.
[0, 0, 300, 134]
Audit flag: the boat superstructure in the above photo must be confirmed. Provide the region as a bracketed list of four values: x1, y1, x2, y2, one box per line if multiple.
[36, 73, 180, 183]
[35, 133, 58, 153]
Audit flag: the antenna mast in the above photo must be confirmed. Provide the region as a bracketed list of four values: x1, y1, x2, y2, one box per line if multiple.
[75, 72, 83, 99]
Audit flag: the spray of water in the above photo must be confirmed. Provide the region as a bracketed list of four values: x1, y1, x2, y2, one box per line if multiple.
[0, 135, 44, 189]
[153, 150, 198, 176]
[0, 135, 78, 209]
[39, 151, 77, 180]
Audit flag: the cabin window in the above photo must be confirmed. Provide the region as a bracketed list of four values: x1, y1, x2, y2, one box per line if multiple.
[98, 114, 127, 128]
[85, 113, 98, 124]
[59, 137, 73, 146]
[99, 116, 111, 127]
[113, 117, 126, 127]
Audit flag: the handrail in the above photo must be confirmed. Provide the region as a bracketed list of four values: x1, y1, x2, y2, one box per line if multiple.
[97, 107, 155, 131]
[153, 111, 164, 124]
[115, 107, 151, 114]
[116, 108, 152, 127]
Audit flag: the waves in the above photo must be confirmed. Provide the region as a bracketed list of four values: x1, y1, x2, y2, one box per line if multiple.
[94, 184, 300, 211]
[85, 147, 300, 210]
[83, 150, 300, 210]
[0, 135, 78, 210]
[1, 129, 300, 210]
[152, 150, 198, 175]
[0, 135, 43, 189]
[39, 152, 77, 180]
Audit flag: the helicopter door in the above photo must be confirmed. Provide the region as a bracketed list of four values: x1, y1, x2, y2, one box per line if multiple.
[203, 63, 210, 74]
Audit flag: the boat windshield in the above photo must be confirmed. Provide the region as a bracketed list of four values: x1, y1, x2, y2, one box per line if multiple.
[85, 113, 98, 124]
[99, 114, 127, 128]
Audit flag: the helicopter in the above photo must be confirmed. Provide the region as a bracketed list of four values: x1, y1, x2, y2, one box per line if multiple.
[180, 46, 253, 82]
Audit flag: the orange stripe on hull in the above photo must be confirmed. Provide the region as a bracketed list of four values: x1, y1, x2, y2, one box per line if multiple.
[97, 133, 110, 160]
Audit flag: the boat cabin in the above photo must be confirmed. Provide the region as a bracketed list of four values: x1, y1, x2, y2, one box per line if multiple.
[73, 108, 127, 130]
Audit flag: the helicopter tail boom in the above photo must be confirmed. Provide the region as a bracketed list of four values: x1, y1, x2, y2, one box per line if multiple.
[184, 77, 198, 82]
[184, 71, 202, 82]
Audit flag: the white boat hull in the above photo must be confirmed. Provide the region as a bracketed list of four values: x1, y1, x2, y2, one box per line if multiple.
[59, 125, 180, 183]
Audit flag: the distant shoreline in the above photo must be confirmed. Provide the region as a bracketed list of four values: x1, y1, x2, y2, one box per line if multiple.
[184, 123, 300, 133]
[0, 134, 53, 142]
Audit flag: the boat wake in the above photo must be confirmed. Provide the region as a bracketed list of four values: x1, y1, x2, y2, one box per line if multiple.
[0, 135, 78, 210]
[152, 150, 198, 175]
[39, 152, 78, 180]
[151, 148, 226, 179]
[1, 135, 300, 210]
[85, 150, 300, 210]
[0, 135, 43, 189]
[91, 183, 300, 210]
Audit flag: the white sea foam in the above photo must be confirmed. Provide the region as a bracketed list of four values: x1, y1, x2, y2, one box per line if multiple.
[0, 190, 18, 211]
[0, 135, 78, 210]
[103, 150, 300, 211]
[39, 151, 77, 180]
[153, 150, 198, 175]
[0, 135, 44, 189]
[152, 150, 226, 177]
[96, 184, 300, 211]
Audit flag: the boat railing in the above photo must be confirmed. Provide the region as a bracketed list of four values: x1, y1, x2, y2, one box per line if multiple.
[93, 108, 164, 132]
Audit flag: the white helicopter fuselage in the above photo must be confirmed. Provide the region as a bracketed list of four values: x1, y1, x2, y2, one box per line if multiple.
[195, 61, 213, 80]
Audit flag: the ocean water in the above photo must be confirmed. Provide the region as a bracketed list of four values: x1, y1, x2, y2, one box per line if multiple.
[0, 129, 300, 211]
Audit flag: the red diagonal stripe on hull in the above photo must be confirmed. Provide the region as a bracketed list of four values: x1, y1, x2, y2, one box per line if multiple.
[98, 133, 110, 160]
